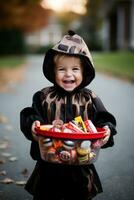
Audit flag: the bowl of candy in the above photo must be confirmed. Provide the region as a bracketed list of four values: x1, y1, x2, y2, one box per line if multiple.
[35, 116, 106, 165]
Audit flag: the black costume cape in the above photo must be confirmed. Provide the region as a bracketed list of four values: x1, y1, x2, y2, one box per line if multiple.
[20, 86, 117, 198]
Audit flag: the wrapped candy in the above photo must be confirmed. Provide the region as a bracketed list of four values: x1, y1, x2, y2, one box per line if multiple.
[84, 119, 97, 133]
[35, 116, 105, 165]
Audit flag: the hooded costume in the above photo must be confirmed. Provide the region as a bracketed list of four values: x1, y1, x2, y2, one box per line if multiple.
[20, 31, 117, 200]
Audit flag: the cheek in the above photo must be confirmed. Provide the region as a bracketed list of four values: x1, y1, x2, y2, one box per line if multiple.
[55, 72, 62, 83]
[78, 73, 83, 82]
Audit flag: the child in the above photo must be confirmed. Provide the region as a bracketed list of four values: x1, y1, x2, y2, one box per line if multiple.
[20, 30, 117, 200]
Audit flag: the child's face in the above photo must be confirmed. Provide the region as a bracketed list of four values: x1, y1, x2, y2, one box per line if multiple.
[55, 55, 83, 92]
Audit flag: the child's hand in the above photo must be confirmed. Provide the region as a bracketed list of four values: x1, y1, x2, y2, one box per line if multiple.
[92, 126, 111, 148]
[100, 125, 111, 146]
[31, 120, 40, 141]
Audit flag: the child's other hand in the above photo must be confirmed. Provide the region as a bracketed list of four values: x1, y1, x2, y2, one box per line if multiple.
[32, 120, 40, 133]
[92, 126, 111, 148]
[31, 120, 40, 141]
[100, 125, 111, 146]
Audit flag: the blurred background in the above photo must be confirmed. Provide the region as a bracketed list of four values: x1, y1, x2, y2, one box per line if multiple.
[0, 1, 134, 200]
[0, 0, 134, 83]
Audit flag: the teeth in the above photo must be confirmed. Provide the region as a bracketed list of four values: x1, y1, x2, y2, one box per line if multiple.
[64, 80, 74, 83]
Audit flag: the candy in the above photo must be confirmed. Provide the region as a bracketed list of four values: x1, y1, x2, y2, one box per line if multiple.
[50, 127, 61, 132]
[53, 139, 63, 148]
[77, 147, 89, 156]
[90, 152, 96, 160]
[62, 127, 73, 133]
[40, 125, 53, 131]
[63, 140, 75, 150]
[38, 137, 53, 160]
[52, 119, 63, 131]
[74, 116, 87, 132]
[92, 139, 103, 148]
[76, 141, 91, 164]
[65, 122, 84, 133]
[84, 119, 97, 133]
[59, 150, 71, 162]
[77, 154, 89, 163]
[47, 147, 59, 162]
[76, 146, 90, 164]
[80, 140, 91, 149]
[37, 116, 101, 165]
[42, 138, 53, 147]
[70, 149, 77, 163]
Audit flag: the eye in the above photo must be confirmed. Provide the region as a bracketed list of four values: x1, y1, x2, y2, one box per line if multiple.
[56, 66, 65, 71]
[58, 68, 65, 71]
[73, 67, 80, 71]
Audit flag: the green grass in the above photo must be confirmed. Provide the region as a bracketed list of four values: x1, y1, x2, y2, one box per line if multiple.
[92, 51, 134, 82]
[0, 56, 25, 69]
[0, 52, 134, 82]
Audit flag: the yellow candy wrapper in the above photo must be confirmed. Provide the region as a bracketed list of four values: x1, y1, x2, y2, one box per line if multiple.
[74, 116, 87, 132]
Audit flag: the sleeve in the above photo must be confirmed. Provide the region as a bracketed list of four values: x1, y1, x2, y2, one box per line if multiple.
[91, 91, 117, 148]
[20, 91, 45, 141]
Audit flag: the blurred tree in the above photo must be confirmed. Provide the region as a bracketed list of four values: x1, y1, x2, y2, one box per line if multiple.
[0, 0, 51, 32]
[56, 11, 81, 33]
[77, 0, 104, 50]
[0, 0, 51, 55]
[0, 29, 26, 55]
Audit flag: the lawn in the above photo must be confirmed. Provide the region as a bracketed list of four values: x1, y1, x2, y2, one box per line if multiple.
[0, 56, 26, 92]
[0, 56, 25, 68]
[92, 51, 134, 82]
[0, 52, 134, 82]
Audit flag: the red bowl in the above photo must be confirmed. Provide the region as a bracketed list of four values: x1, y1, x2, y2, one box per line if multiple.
[35, 126, 106, 140]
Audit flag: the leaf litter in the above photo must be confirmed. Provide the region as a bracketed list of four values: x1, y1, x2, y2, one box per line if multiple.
[0, 178, 26, 186]
[0, 115, 8, 124]
[0, 170, 7, 176]
[21, 168, 29, 176]
[9, 156, 18, 162]
[0, 114, 27, 187]
[1, 152, 11, 157]
[0, 177, 14, 184]
[0, 141, 9, 149]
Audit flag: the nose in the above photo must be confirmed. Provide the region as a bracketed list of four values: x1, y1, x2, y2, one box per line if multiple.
[65, 69, 72, 76]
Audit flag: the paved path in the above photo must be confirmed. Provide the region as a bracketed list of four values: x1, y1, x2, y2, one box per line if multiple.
[0, 56, 134, 200]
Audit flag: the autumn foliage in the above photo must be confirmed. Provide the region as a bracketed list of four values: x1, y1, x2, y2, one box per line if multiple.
[0, 1, 51, 55]
[0, 1, 51, 33]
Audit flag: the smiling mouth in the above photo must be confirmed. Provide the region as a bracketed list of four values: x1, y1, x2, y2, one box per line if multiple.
[63, 80, 75, 84]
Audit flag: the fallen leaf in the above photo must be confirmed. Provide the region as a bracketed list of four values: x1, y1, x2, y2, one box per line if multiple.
[9, 157, 18, 162]
[0, 115, 8, 123]
[0, 177, 14, 184]
[15, 180, 26, 186]
[0, 141, 9, 149]
[0, 170, 7, 176]
[0, 159, 6, 164]
[1, 152, 11, 157]
[21, 168, 29, 177]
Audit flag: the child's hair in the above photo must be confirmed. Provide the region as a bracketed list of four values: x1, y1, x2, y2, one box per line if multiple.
[54, 53, 83, 67]
[54, 53, 67, 65]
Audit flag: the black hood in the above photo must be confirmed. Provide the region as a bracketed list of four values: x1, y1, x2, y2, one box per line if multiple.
[43, 30, 95, 88]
